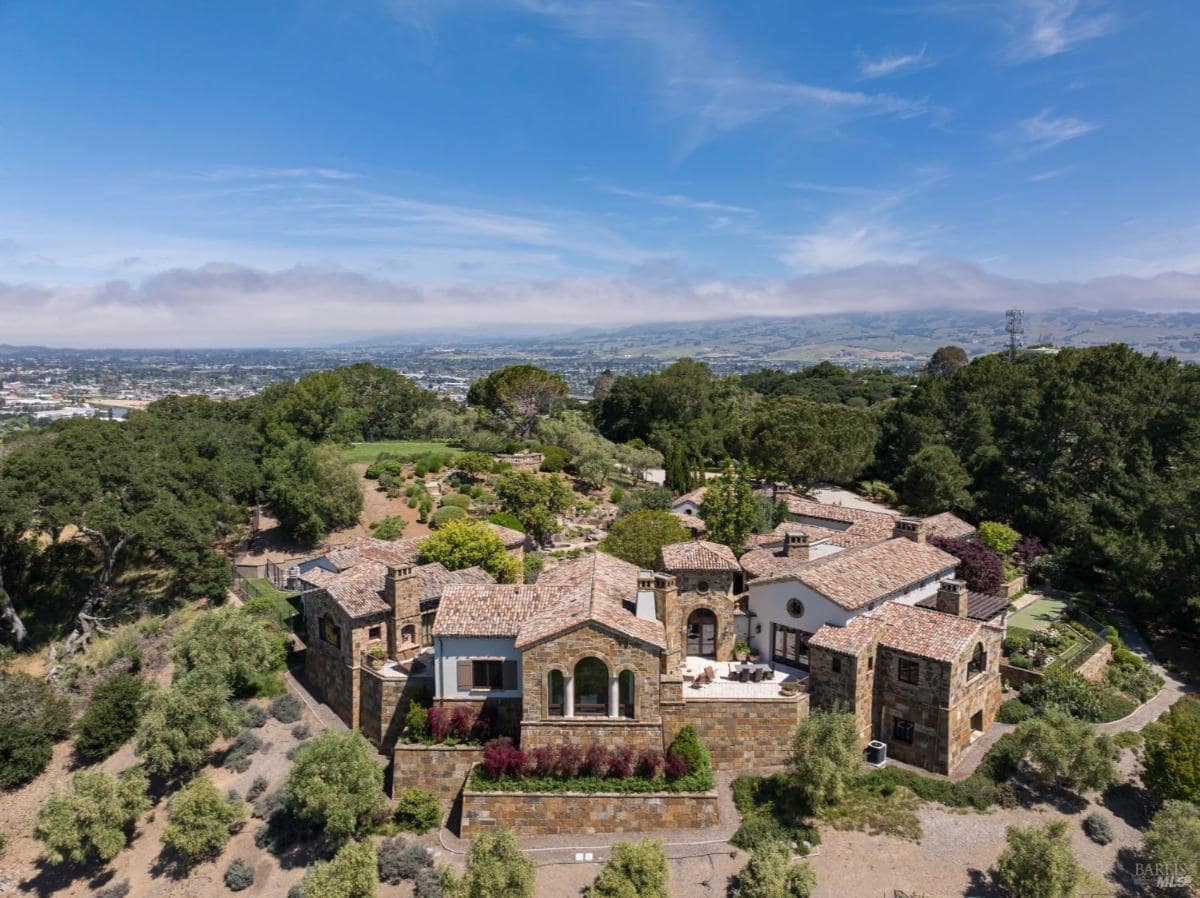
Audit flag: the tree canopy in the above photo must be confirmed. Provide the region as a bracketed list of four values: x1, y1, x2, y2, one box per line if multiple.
[418, 519, 520, 583]
[467, 365, 568, 439]
[599, 511, 691, 570]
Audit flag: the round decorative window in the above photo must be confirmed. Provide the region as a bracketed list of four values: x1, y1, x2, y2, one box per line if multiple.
[696, 580, 710, 594]
[786, 598, 805, 618]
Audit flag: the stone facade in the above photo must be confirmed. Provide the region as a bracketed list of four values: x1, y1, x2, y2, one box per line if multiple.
[808, 640, 875, 745]
[461, 782, 719, 835]
[392, 744, 485, 802]
[669, 569, 738, 662]
[360, 668, 431, 749]
[519, 621, 663, 750]
[303, 588, 389, 731]
[665, 693, 810, 769]
[434, 695, 524, 740]
[1075, 641, 1112, 682]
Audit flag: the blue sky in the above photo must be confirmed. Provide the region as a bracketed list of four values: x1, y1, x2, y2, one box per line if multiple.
[1, 0, 1198, 346]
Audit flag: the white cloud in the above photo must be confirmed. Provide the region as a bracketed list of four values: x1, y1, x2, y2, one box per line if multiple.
[858, 47, 933, 79]
[1007, 0, 1117, 61]
[1015, 108, 1099, 156]
[592, 183, 754, 215]
[5, 258, 1197, 348]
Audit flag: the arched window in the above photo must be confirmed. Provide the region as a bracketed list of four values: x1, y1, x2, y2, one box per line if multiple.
[400, 624, 416, 646]
[548, 669, 564, 717]
[574, 657, 609, 716]
[618, 670, 635, 718]
[968, 642, 986, 677]
[686, 608, 717, 658]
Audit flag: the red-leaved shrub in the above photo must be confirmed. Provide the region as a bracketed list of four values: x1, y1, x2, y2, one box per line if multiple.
[583, 743, 610, 778]
[450, 705, 475, 741]
[636, 748, 663, 779]
[428, 707, 451, 743]
[608, 745, 635, 778]
[530, 744, 558, 777]
[664, 751, 688, 781]
[556, 743, 583, 778]
[482, 737, 515, 779]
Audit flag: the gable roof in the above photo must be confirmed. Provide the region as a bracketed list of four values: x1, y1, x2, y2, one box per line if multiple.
[671, 486, 707, 509]
[811, 602, 989, 663]
[753, 538, 958, 610]
[319, 537, 423, 573]
[659, 540, 740, 572]
[487, 523, 527, 549]
[781, 496, 897, 544]
[315, 560, 489, 620]
[433, 584, 575, 638]
[923, 512, 977, 541]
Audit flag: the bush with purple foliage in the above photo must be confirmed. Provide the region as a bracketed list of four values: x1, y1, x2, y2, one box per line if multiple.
[583, 744, 610, 778]
[931, 536, 1004, 593]
[1015, 535, 1048, 569]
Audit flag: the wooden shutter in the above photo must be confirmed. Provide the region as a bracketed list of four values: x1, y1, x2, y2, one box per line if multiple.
[457, 659, 473, 690]
[502, 660, 518, 691]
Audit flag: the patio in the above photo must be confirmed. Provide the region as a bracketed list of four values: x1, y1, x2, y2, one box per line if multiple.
[681, 656, 808, 699]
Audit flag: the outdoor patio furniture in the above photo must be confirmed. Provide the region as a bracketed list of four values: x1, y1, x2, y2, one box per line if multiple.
[704, 665, 716, 681]
[751, 667, 764, 682]
[738, 666, 750, 682]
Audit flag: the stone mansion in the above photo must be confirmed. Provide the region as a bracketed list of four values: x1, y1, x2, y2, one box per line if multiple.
[299, 499, 1003, 775]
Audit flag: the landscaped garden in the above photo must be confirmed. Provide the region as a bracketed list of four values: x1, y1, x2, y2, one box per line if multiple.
[342, 439, 464, 464]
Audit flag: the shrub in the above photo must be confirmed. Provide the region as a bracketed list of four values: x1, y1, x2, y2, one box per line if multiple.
[529, 744, 557, 776]
[172, 607, 287, 697]
[369, 515, 408, 540]
[487, 512, 525, 532]
[0, 723, 54, 790]
[458, 826, 534, 898]
[667, 726, 711, 779]
[270, 693, 304, 723]
[731, 842, 816, 898]
[430, 505, 467, 528]
[246, 775, 269, 802]
[405, 703, 430, 741]
[95, 880, 132, 898]
[556, 743, 583, 779]
[1015, 709, 1118, 794]
[162, 774, 246, 861]
[428, 706, 451, 742]
[450, 704, 475, 741]
[608, 745, 635, 779]
[224, 858, 255, 892]
[583, 743, 610, 778]
[300, 839, 378, 898]
[1082, 812, 1112, 845]
[978, 521, 1021, 555]
[394, 787, 442, 835]
[1144, 800, 1200, 880]
[439, 493, 473, 509]
[929, 536, 1004, 593]
[242, 703, 268, 728]
[587, 839, 667, 898]
[34, 768, 150, 864]
[292, 722, 311, 739]
[413, 866, 446, 898]
[378, 836, 433, 883]
[996, 821, 1084, 898]
[136, 670, 241, 775]
[286, 731, 385, 842]
[997, 699, 1035, 724]
[609, 486, 625, 504]
[636, 748, 663, 779]
[1014, 535, 1048, 568]
[75, 672, 147, 761]
[482, 738, 525, 779]
[1020, 667, 1105, 721]
[788, 710, 859, 811]
[1142, 696, 1200, 803]
[664, 752, 688, 781]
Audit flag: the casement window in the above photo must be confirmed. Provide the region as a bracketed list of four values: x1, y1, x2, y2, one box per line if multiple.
[897, 657, 920, 685]
[893, 718, 915, 743]
[548, 670, 564, 716]
[421, 611, 436, 646]
[320, 615, 341, 648]
[968, 642, 986, 677]
[368, 626, 382, 640]
[831, 656, 842, 674]
[456, 658, 518, 692]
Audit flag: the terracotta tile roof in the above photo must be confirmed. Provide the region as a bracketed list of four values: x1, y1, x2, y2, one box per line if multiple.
[433, 584, 575, 638]
[454, 565, 496, 585]
[671, 486, 707, 508]
[811, 602, 987, 662]
[487, 523, 527, 549]
[753, 538, 958, 610]
[315, 560, 488, 620]
[914, 589, 1009, 622]
[671, 512, 707, 533]
[320, 537, 422, 572]
[659, 540, 740, 572]
[782, 497, 897, 543]
[923, 512, 977, 540]
[739, 546, 819, 580]
[523, 552, 665, 649]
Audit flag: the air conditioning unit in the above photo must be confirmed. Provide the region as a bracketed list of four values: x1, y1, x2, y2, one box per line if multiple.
[866, 740, 888, 766]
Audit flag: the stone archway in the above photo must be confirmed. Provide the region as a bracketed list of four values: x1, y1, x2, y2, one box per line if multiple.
[686, 608, 718, 658]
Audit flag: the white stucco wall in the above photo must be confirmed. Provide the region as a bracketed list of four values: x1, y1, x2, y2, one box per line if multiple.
[434, 636, 523, 698]
[672, 499, 702, 516]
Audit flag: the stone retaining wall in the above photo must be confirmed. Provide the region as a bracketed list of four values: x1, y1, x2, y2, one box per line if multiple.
[664, 693, 809, 770]
[997, 575, 1027, 599]
[461, 782, 719, 835]
[391, 744, 484, 802]
[1075, 641, 1112, 682]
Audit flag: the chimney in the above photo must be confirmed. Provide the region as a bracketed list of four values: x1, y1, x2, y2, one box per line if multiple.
[384, 563, 414, 612]
[635, 571, 657, 621]
[784, 530, 810, 559]
[935, 578, 969, 617]
[653, 572, 681, 671]
[893, 516, 926, 544]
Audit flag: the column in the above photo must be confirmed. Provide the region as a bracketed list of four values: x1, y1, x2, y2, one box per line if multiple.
[564, 676, 574, 718]
[609, 676, 620, 719]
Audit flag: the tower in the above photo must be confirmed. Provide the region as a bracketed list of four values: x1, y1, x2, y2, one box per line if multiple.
[1005, 309, 1024, 364]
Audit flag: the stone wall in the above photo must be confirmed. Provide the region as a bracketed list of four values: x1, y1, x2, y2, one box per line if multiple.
[461, 784, 719, 835]
[520, 719, 665, 754]
[435, 695, 523, 740]
[665, 693, 809, 770]
[302, 589, 389, 730]
[809, 643, 876, 747]
[999, 662, 1044, 689]
[669, 571, 737, 663]
[392, 744, 485, 802]
[997, 575, 1027, 599]
[360, 670, 433, 749]
[1075, 641, 1112, 682]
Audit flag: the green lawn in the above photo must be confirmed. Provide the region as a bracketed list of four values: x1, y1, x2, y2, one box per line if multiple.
[1007, 596, 1068, 632]
[341, 440, 463, 464]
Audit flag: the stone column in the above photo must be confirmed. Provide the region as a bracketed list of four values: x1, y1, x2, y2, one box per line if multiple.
[564, 676, 575, 718]
[609, 676, 620, 719]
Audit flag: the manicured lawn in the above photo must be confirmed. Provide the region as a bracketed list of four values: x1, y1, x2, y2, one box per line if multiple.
[1007, 596, 1068, 632]
[341, 440, 463, 464]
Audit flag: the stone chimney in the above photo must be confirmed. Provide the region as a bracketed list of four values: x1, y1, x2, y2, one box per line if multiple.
[935, 578, 969, 617]
[384, 564, 419, 656]
[784, 530, 810, 559]
[653, 572, 681, 671]
[893, 516, 927, 544]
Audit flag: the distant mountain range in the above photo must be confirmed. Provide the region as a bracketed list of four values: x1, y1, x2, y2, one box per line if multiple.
[362, 307, 1200, 366]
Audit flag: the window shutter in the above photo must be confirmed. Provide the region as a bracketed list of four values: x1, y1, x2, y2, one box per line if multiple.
[502, 660, 518, 691]
[457, 659, 473, 690]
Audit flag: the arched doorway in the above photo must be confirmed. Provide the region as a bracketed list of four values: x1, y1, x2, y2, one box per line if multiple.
[686, 608, 718, 658]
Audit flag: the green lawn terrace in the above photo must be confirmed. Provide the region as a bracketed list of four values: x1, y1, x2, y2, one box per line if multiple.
[341, 440, 464, 465]
[1004, 595, 1106, 673]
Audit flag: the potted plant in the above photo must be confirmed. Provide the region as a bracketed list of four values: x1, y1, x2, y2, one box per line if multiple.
[367, 644, 387, 670]
[733, 638, 751, 662]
